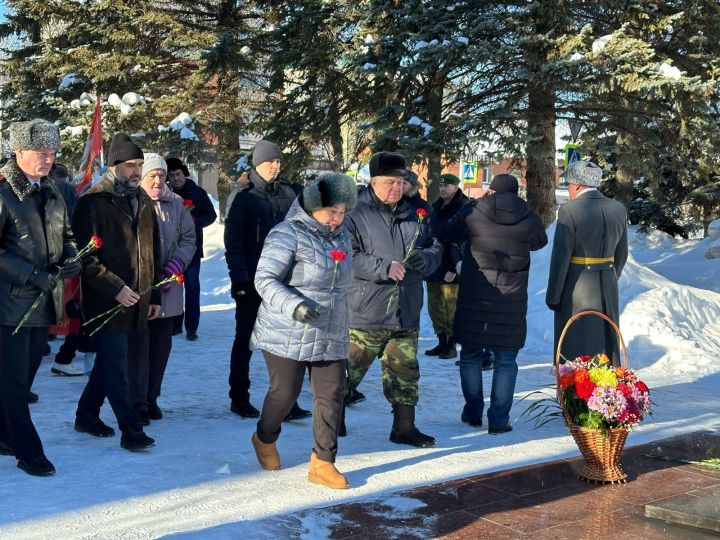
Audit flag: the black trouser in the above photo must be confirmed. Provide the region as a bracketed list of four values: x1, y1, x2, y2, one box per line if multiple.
[126, 328, 150, 414]
[0, 325, 48, 460]
[174, 255, 201, 334]
[228, 290, 262, 402]
[55, 332, 80, 365]
[147, 317, 174, 407]
[257, 351, 346, 463]
[127, 318, 174, 412]
[76, 329, 142, 431]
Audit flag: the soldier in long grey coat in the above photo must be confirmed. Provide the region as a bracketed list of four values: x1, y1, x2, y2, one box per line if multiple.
[546, 160, 628, 365]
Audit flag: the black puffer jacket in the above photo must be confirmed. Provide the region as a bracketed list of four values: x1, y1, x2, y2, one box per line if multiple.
[224, 170, 297, 283]
[172, 178, 216, 260]
[426, 189, 469, 283]
[0, 159, 77, 326]
[345, 186, 442, 331]
[440, 192, 547, 350]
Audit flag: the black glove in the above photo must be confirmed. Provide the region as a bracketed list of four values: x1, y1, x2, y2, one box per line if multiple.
[293, 302, 321, 324]
[57, 258, 82, 279]
[231, 280, 251, 299]
[404, 249, 429, 272]
[28, 270, 58, 294]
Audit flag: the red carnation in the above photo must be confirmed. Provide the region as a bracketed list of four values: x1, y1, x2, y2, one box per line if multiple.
[183, 199, 195, 210]
[578, 355, 592, 363]
[174, 272, 185, 285]
[416, 208, 429, 219]
[636, 381, 649, 394]
[575, 379, 596, 400]
[617, 383, 632, 397]
[330, 250, 347, 262]
[91, 235, 103, 248]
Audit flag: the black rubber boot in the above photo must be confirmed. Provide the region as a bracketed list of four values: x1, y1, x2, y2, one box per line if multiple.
[389, 404, 435, 448]
[439, 336, 457, 359]
[424, 334, 447, 356]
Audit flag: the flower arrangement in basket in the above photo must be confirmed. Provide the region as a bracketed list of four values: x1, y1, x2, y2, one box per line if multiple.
[523, 310, 651, 483]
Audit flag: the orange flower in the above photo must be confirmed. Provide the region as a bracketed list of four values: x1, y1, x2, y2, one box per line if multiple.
[559, 374, 573, 389]
[573, 369, 589, 384]
[597, 353, 610, 364]
[615, 367, 626, 378]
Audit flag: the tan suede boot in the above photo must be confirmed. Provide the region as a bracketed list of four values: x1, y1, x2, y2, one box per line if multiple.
[308, 451, 348, 489]
[251, 432, 280, 471]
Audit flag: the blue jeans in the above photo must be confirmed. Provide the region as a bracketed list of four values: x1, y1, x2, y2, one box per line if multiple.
[458, 344, 518, 429]
[176, 255, 201, 334]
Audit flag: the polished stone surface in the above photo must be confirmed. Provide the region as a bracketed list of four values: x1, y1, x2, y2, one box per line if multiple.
[646, 493, 720, 534]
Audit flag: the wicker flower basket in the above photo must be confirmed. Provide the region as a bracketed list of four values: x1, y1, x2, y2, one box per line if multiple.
[556, 310, 629, 484]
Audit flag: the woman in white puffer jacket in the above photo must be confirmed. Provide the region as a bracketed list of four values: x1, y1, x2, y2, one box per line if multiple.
[250, 172, 356, 489]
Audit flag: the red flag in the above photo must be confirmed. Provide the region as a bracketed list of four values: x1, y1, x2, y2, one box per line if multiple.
[75, 98, 103, 194]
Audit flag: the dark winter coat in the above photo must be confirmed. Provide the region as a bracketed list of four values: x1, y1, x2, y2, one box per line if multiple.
[52, 177, 78, 217]
[224, 170, 297, 284]
[172, 178, 216, 260]
[251, 198, 353, 361]
[546, 190, 628, 365]
[426, 189, 469, 283]
[0, 159, 77, 326]
[345, 186, 442, 331]
[441, 192, 547, 350]
[72, 172, 163, 332]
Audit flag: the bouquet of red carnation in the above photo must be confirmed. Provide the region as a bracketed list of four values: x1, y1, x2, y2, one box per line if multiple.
[13, 235, 103, 335]
[386, 208, 428, 314]
[83, 273, 185, 336]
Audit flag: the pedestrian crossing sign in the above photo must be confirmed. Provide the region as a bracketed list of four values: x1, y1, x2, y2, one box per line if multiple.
[461, 162, 478, 183]
[564, 144, 581, 170]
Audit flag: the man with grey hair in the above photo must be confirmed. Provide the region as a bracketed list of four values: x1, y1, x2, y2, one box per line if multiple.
[546, 160, 628, 365]
[0, 119, 80, 476]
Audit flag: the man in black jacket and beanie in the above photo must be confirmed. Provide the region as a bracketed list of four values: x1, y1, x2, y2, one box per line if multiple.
[166, 157, 217, 341]
[0, 119, 80, 475]
[224, 139, 303, 419]
[424, 173, 468, 359]
[72, 133, 161, 451]
[440, 174, 547, 433]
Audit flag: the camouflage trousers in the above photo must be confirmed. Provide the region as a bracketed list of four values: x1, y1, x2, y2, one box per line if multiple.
[427, 282, 458, 336]
[347, 328, 420, 406]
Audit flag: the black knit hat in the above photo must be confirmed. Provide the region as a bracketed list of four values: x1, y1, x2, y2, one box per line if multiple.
[107, 133, 143, 166]
[489, 174, 519, 194]
[166, 157, 190, 177]
[369, 151, 406, 178]
[252, 140, 283, 167]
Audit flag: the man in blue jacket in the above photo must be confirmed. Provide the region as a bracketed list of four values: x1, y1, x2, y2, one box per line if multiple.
[344, 151, 442, 447]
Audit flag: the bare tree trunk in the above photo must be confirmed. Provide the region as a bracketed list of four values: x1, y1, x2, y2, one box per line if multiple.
[526, 82, 557, 227]
[327, 98, 344, 171]
[614, 110, 636, 210]
[424, 74, 444, 203]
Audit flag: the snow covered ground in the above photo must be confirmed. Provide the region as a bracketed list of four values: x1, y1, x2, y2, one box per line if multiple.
[1, 221, 719, 539]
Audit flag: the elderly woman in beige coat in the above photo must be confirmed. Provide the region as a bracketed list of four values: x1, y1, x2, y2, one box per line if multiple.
[128, 154, 196, 423]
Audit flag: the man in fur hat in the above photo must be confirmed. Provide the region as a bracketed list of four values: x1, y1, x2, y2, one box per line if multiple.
[0, 119, 80, 475]
[72, 133, 161, 451]
[344, 151, 442, 447]
[546, 160, 628, 365]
